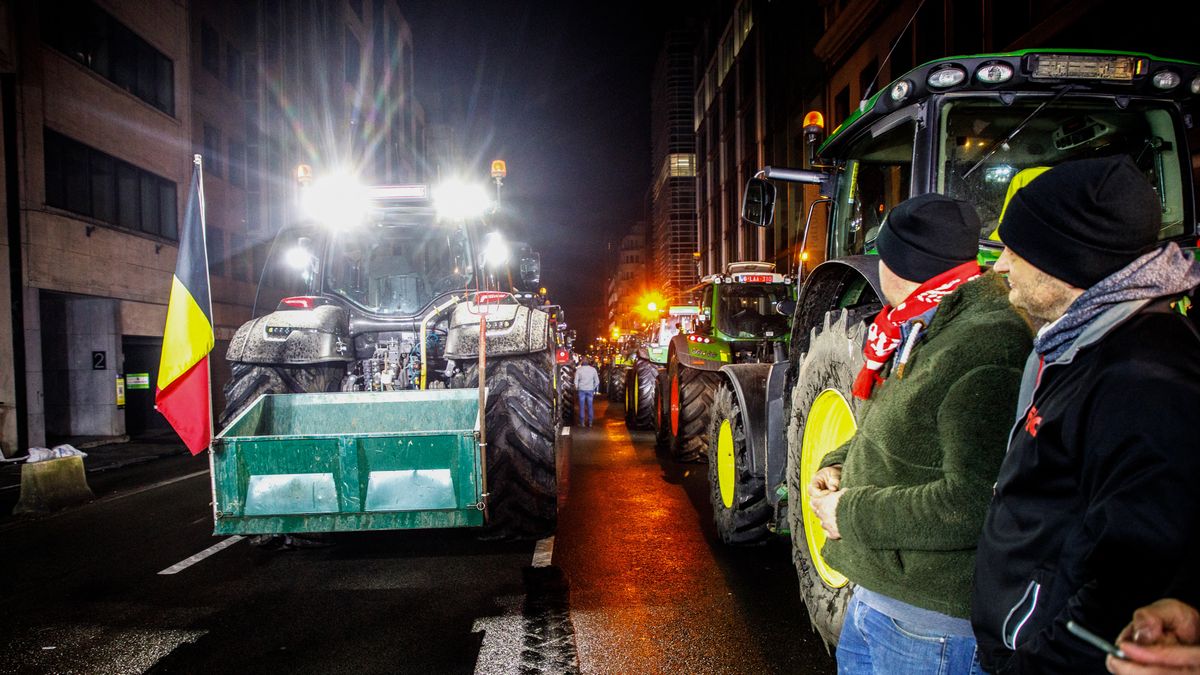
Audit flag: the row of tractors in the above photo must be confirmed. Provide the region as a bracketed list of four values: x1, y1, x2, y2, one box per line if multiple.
[612, 50, 1200, 648]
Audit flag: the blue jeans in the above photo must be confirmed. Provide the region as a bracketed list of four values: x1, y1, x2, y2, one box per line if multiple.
[837, 595, 984, 675]
[577, 390, 595, 425]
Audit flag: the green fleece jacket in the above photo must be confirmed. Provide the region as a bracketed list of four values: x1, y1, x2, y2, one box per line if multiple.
[820, 272, 1031, 619]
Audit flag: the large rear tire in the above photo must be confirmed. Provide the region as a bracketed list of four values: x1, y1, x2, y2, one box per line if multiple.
[558, 362, 576, 423]
[672, 365, 721, 462]
[607, 366, 626, 402]
[624, 359, 658, 430]
[707, 383, 772, 545]
[219, 362, 344, 429]
[467, 351, 558, 540]
[785, 309, 869, 648]
[654, 370, 671, 449]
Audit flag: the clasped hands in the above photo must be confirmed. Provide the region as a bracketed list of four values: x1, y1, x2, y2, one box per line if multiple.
[807, 464, 844, 540]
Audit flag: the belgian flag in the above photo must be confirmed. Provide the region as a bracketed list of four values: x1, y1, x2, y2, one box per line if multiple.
[156, 155, 214, 455]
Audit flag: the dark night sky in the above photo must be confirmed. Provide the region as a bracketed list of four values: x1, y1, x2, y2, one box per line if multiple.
[402, 1, 702, 341]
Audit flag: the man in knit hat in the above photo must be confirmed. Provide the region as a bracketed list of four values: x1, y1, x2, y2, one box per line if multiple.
[972, 155, 1200, 673]
[807, 193, 1032, 673]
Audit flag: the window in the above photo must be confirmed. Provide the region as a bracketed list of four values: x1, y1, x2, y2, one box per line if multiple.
[208, 228, 226, 277]
[228, 140, 244, 187]
[43, 129, 177, 240]
[226, 43, 243, 92]
[203, 125, 222, 177]
[345, 29, 361, 84]
[829, 115, 916, 258]
[201, 22, 220, 74]
[41, 1, 175, 114]
[669, 153, 696, 177]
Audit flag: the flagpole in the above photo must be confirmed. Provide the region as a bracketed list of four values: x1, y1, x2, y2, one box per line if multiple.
[193, 153, 214, 451]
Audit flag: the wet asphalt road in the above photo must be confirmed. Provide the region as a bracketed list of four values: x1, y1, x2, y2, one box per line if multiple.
[0, 399, 835, 674]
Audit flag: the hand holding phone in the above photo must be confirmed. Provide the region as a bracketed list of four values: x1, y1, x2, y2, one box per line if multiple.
[1068, 620, 1127, 660]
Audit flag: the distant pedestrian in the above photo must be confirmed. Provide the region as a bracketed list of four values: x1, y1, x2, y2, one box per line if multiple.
[808, 193, 1032, 674]
[574, 357, 599, 427]
[973, 156, 1200, 673]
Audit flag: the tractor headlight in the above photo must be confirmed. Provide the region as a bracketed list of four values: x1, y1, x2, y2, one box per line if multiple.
[301, 172, 368, 229]
[434, 179, 492, 220]
[481, 231, 509, 268]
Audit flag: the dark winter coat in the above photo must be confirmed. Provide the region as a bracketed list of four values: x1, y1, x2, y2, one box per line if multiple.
[820, 272, 1032, 619]
[972, 295, 1200, 673]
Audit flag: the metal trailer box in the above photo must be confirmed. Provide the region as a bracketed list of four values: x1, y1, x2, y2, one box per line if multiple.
[210, 388, 485, 535]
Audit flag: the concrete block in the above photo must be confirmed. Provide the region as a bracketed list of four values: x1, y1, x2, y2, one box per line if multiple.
[12, 455, 94, 514]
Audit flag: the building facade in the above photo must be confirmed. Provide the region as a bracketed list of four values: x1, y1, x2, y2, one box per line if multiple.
[605, 220, 647, 335]
[649, 28, 698, 305]
[0, 0, 424, 456]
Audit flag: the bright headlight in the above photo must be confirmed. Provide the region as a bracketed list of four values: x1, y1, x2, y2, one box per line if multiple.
[301, 172, 368, 229]
[481, 231, 510, 268]
[434, 179, 492, 220]
[285, 246, 313, 270]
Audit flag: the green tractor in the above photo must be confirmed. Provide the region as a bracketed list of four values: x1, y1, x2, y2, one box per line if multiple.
[660, 263, 794, 462]
[623, 306, 700, 431]
[215, 179, 558, 540]
[708, 50, 1200, 646]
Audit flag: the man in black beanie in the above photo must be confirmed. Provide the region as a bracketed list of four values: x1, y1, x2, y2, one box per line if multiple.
[972, 155, 1200, 673]
[807, 193, 1032, 673]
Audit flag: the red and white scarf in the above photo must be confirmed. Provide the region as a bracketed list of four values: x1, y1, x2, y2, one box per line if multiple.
[852, 261, 982, 400]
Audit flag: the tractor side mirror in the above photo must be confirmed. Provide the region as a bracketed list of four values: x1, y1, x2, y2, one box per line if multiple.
[741, 178, 776, 228]
[519, 251, 541, 288]
[775, 299, 797, 317]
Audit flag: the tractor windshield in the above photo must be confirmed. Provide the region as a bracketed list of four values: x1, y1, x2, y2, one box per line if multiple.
[829, 115, 917, 259]
[716, 283, 792, 338]
[324, 220, 475, 315]
[939, 98, 1189, 241]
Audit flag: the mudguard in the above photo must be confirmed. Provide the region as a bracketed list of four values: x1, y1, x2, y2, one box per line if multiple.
[719, 361, 791, 508]
[669, 333, 730, 372]
[226, 305, 352, 365]
[444, 302, 551, 359]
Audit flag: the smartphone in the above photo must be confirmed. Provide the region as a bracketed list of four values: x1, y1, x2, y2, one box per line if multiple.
[1067, 620, 1127, 660]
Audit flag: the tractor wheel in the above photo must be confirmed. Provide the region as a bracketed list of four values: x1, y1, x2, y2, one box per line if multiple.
[707, 383, 772, 545]
[785, 309, 869, 649]
[558, 362, 576, 423]
[466, 350, 558, 540]
[219, 362, 344, 429]
[654, 370, 671, 449]
[607, 366, 625, 402]
[672, 365, 722, 463]
[629, 359, 658, 430]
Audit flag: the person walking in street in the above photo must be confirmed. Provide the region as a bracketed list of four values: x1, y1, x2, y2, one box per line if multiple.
[807, 193, 1032, 674]
[972, 155, 1200, 674]
[574, 357, 599, 427]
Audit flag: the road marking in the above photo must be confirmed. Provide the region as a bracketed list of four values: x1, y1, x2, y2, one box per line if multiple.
[105, 470, 209, 504]
[158, 536, 244, 575]
[532, 536, 555, 568]
[561, 426, 571, 436]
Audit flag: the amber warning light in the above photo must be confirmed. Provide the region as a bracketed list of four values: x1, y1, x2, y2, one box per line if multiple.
[803, 111, 825, 132]
[491, 160, 507, 179]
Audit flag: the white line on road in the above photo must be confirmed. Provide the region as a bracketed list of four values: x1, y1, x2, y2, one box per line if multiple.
[560, 426, 571, 436]
[158, 536, 245, 575]
[532, 536, 555, 568]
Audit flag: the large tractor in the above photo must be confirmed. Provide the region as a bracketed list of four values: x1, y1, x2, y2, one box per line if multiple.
[624, 306, 700, 431]
[215, 178, 558, 540]
[660, 263, 793, 462]
[707, 50, 1200, 646]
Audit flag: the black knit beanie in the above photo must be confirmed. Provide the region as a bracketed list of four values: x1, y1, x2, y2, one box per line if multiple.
[998, 156, 1161, 288]
[875, 193, 981, 282]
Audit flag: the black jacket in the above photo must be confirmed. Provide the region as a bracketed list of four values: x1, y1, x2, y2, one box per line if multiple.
[972, 297, 1200, 673]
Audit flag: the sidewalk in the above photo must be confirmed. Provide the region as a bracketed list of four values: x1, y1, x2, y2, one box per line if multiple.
[0, 433, 190, 501]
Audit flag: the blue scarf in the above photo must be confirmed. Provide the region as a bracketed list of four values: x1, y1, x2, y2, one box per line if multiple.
[1036, 243, 1200, 362]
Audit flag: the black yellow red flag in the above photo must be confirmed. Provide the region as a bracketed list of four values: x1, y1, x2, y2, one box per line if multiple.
[156, 155, 214, 455]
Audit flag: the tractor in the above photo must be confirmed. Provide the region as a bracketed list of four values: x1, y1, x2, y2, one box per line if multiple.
[659, 263, 793, 462]
[623, 306, 700, 431]
[708, 50, 1200, 646]
[215, 177, 558, 540]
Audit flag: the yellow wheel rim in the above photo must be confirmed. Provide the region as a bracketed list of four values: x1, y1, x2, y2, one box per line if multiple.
[633, 377, 639, 410]
[717, 419, 735, 508]
[800, 389, 856, 589]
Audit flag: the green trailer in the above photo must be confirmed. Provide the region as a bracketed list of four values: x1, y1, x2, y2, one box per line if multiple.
[212, 388, 487, 535]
